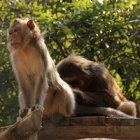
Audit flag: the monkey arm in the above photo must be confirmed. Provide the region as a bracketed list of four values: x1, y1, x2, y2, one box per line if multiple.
[73, 89, 120, 108]
[17, 72, 34, 108]
[34, 76, 47, 108]
[16, 72, 36, 118]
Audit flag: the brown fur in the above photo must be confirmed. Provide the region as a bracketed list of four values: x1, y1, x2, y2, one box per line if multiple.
[57, 54, 137, 117]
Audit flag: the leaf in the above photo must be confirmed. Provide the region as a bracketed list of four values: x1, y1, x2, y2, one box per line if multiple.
[61, 25, 72, 35]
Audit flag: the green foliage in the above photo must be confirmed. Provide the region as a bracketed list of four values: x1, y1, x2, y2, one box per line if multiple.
[0, 0, 140, 126]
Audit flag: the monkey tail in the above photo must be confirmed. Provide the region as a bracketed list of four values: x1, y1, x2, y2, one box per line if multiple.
[91, 107, 135, 118]
[76, 105, 135, 118]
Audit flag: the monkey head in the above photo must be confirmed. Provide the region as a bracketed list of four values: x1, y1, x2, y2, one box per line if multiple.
[57, 55, 93, 90]
[7, 18, 41, 51]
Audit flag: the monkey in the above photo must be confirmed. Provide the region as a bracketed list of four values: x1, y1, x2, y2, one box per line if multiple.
[57, 54, 137, 117]
[7, 18, 136, 120]
[7, 18, 75, 119]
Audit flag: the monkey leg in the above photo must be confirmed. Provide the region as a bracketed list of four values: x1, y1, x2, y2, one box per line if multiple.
[117, 101, 137, 117]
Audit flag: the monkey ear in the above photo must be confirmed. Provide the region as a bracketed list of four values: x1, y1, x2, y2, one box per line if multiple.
[27, 20, 35, 30]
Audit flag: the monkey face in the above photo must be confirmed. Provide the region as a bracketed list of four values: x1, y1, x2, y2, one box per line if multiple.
[7, 18, 40, 50]
[62, 77, 84, 89]
[7, 24, 22, 46]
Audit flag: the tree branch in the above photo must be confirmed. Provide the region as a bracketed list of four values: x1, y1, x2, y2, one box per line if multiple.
[0, 109, 42, 140]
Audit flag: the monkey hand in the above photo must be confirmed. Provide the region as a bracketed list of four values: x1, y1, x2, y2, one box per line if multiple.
[31, 104, 44, 112]
[19, 108, 28, 118]
[18, 105, 44, 120]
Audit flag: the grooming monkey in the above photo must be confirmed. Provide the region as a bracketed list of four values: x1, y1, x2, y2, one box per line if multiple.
[7, 18, 75, 118]
[57, 55, 137, 117]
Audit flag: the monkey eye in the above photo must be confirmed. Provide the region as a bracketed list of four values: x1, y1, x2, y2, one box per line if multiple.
[9, 32, 12, 35]
[14, 29, 18, 32]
